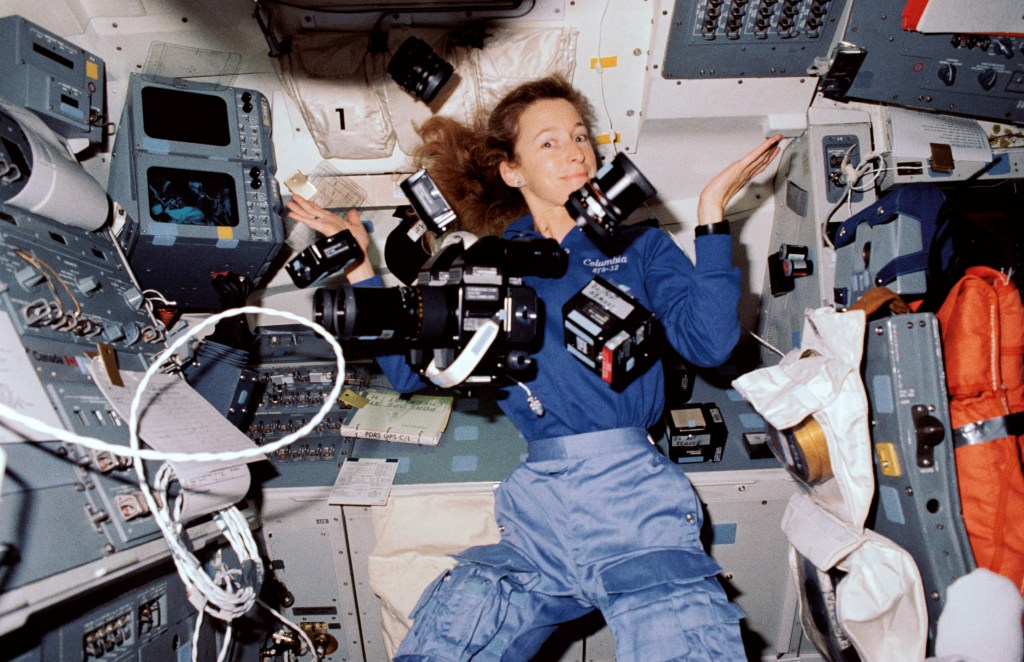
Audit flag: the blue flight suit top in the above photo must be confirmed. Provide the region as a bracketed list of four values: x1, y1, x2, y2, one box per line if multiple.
[370, 216, 741, 440]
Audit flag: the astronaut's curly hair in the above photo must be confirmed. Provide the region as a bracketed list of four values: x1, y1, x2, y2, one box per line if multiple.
[412, 75, 596, 237]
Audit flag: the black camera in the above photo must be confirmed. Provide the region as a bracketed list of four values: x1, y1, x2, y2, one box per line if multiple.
[563, 275, 659, 390]
[384, 169, 456, 286]
[285, 230, 362, 288]
[400, 168, 456, 235]
[566, 152, 657, 247]
[387, 37, 454, 104]
[314, 235, 567, 385]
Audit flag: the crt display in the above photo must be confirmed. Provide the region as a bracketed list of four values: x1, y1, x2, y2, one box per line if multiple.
[141, 86, 231, 146]
[147, 166, 239, 227]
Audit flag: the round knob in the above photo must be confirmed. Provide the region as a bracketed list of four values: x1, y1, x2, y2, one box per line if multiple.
[938, 62, 957, 86]
[993, 37, 1014, 59]
[506, 350, 532, 371]
[978, 67, 998, 90]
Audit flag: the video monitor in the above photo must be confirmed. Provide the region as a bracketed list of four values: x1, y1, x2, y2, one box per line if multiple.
[141, 86, 231, 147]
[108, 73, 283, 310]
[123, 73, 271, 163]
[146, 166, 239, 227]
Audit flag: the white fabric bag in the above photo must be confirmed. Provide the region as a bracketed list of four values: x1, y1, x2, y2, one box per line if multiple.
[278, 31, 397, 159]
[733, 308, 929, 661]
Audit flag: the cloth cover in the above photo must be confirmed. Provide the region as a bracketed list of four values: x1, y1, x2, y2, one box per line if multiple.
[278, 31, 395, 159]
[279, 27, 577, 160]
[367, 491, 500, 659]
[733, 307, 929, 662]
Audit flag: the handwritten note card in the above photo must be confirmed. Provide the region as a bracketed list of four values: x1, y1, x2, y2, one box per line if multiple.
[88, 361, 260, 520]
[328, 457, 400, 506]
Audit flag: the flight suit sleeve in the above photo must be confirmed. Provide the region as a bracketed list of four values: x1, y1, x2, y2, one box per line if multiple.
[643, 232, 741, 368]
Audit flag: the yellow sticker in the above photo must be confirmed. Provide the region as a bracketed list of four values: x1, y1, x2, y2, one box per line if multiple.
[86, 60, 99, 80]
[876, 442, 902, 477]
[217, 226, 233, 240]
[339, 389, 369, 408]
[590, 55, 618, 69]
[595, 132, 621, 145]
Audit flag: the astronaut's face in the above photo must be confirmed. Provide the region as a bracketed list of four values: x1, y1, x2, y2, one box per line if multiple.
[502, 98, 597, 214]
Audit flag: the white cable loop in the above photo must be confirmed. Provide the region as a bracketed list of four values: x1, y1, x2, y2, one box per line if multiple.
[0, 305, 341, 660]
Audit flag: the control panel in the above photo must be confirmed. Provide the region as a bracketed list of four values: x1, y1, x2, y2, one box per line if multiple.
[835, 0, 1024, 124]
[0, 16, 106, 143]
[0, 202, 169, 593]
[245, 328, 392, 489]
[235, 89, 270, 163]
[1, 565, 223, 660]
[822, 134, 862, 203]
[662, 0, 850, 78]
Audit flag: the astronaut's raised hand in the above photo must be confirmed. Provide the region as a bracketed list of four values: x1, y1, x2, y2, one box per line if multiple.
[697, 134, 783, 227]
[286, 197, 375, 282]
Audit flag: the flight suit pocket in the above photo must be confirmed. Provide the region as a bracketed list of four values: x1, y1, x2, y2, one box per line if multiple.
[599, 549, 744, 662]
[403, 544, 540, 660]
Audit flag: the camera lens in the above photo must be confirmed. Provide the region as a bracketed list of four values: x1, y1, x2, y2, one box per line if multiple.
[387, 37, 454, 104]
[460, 236, 568, 279]
[313, 284, 458, 343]
[566, 152, 656, 240]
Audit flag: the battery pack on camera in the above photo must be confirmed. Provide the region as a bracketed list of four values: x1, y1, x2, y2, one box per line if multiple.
[563, 276, 658, 390]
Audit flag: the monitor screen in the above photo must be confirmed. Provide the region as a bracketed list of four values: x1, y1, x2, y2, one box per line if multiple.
[141, 86, 231, 146]
[146, 166, 239, 227]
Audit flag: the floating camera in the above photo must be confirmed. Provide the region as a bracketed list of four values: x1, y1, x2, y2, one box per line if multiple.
[400, 168, 456, 235]
[387, 37, 454, 104]
[286, 230, 362, 288]
[563, 276, 659, 390]
[384, 169, 457, 286]
[314, 235, 567, 385]
[566, 152, 657, 246]
[384, 205, 433, 286]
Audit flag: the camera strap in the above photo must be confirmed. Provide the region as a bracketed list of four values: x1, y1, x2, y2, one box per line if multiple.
[423, 317, 500, 387]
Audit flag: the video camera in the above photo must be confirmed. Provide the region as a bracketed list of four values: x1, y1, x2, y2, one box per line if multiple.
[314, 233, 567, 386]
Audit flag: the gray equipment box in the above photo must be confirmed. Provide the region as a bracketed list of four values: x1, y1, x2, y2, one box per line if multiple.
[832, 183, 945, 308]
[0, 16, 106, 143]
[862, 312, 975, 648]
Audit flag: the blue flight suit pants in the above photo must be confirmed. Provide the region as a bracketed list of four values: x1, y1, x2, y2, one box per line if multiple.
[393, 428, 745, 661]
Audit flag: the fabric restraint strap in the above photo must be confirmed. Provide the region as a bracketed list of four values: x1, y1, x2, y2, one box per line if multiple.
[953, 412, 1024, 448]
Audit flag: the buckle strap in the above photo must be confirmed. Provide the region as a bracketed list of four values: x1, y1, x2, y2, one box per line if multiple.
[953, 412, 1024, 448]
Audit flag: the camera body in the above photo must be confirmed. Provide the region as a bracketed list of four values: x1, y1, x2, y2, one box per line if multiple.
[286, 230, 362, 288]
[566, 151, 657, 247]
[315, 235, 567, 385]
[563, 276, 659, 390]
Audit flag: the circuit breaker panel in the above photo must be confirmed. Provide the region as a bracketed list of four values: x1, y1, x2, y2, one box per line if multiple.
[0, 201, 183, 633]
[662, 0, 850, 79]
